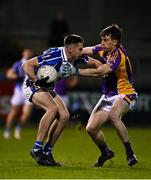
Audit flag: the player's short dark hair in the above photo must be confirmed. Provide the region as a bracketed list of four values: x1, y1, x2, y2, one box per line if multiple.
[64, 34, 84, 46]
[100, 24, 122, 44]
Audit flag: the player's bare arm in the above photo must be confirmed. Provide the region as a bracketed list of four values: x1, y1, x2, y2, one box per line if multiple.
[82, 47, 94, 55]
[6, 68, 18, 80]
[22, 57, 39, 81]
[79, 64, 112, 77]
[87, 56, 102, 68]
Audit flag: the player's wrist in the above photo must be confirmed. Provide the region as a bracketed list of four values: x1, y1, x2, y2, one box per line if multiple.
[74, 66, 79, 75]
[71, 66, 79, 75]
[34, 79, 41, 86]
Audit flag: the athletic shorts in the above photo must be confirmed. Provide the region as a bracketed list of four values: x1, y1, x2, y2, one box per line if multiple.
[10, 86, 30, 106]
[22, 79, 56, 102]
[94, 94, 138, 112]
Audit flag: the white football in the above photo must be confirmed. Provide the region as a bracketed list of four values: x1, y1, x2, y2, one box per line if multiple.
[37, 65, 58, 83]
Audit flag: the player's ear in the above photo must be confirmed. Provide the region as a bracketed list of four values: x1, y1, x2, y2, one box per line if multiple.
[113, 39, 118, 46]
[67, 45, 72, 53]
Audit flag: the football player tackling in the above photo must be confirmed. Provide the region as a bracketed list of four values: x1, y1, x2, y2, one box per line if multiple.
[62, 24, 138, 167]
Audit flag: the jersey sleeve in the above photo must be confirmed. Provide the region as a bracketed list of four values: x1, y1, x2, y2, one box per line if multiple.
[37, 54, 48, 65]
[78, 54, 89, 64]
[11, 61, 19, 74]
[92, 44, 103, 55]
[37, 54, 57, 66]
[106, 50, 121, 71]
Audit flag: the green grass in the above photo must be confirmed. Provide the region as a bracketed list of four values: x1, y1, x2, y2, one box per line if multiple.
[0, 125, 151, 179]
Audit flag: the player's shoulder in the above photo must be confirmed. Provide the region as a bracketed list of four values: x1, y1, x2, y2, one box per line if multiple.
[118, 45, 127, 56]
[93, 44, 103, 56]
[93, 44, 103, 51]
[39, 47, 64, 62]
[12, 59, 22, 67]
[43, 47, 62, 56]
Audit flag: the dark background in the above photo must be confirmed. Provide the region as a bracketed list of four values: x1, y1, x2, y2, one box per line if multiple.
[0, 0, 151, 125]
[0, 0, 151, 91]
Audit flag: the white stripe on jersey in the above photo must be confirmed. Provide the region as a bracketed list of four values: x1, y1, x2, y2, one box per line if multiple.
[60, 47, 68, 62]
[38, 47, 68, 65]
[38, 56, 61, 65]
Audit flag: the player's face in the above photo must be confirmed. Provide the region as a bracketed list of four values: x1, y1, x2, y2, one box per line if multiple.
[23, 49, 34, 60]
[68, 43, 83, 60]
[101, 35, 117, 52]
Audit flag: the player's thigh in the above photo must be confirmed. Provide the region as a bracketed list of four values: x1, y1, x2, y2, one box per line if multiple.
[22, 103, 33, 117]
[110, 98, 129, 120]
[7, 105, 22, 121]
[10, 105, 22, 115]
[54, 95, 70, 121]
[32, 90, 57, 111]
[87, 108, 109, 131]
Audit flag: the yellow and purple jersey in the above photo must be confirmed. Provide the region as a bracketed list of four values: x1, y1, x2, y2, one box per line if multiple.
[93, 45, 136, 95]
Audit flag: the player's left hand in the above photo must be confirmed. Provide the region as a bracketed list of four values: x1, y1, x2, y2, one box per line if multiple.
[35, 77, 55, 88]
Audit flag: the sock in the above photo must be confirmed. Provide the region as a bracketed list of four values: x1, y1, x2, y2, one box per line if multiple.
[15, 123, 23, 130]
[124, 142, 134, 157]
[98, 142, 110, 155]
[33, 141, 43, 152]
[43, 143, 53, 155]
[5, 127, 10, 133]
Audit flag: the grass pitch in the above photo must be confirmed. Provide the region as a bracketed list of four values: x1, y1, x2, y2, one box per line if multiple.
[0, 125, 151, 179]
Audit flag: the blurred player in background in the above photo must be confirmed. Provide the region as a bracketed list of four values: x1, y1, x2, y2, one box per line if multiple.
[4, 49, 33, 139]
[62, 24, 138, 167]
[22, 34, 101, 167]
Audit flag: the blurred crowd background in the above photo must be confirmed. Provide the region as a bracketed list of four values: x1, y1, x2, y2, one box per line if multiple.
[0, 0, 151, 127]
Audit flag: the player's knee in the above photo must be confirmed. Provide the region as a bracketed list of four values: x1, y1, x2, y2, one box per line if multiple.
[47, 105, 58, 115]
[86, 124, 96, 135]
[60, 111, 70, 123]
[109, 111, 118, 124]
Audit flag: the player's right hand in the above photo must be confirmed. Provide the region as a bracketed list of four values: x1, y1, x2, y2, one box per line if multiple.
[35, 77, 50, 87]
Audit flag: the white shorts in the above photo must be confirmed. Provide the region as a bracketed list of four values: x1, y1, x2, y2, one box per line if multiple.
[22, 79, 56, 102]
[22, 80, 40, 102]
[10, 86, 30, 106]
[93, 94, 138, 112]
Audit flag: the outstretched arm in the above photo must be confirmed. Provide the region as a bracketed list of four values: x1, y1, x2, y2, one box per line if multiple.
[82, 47, 94, 55]
[79, 64, 112, 77]
[60, 62, 112, 77]
[87, 56, 102, 67]
[83, 46, 102, 67]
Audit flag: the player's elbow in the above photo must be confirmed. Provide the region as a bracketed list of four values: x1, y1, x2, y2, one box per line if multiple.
[22, 61, 30, 73]
[95, 68, 104, 76]
[97, 65, 112, 76]
[6, 69, 13, 79]
[22, 62, 26, 71]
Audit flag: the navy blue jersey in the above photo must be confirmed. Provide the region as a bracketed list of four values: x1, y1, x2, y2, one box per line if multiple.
[12, 59, 26, 87]
[37, 47, 88, 73]
[23, 47, 89, 101]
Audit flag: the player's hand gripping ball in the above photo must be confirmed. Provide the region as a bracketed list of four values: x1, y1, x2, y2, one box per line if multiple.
[37, 65, 58, 83]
